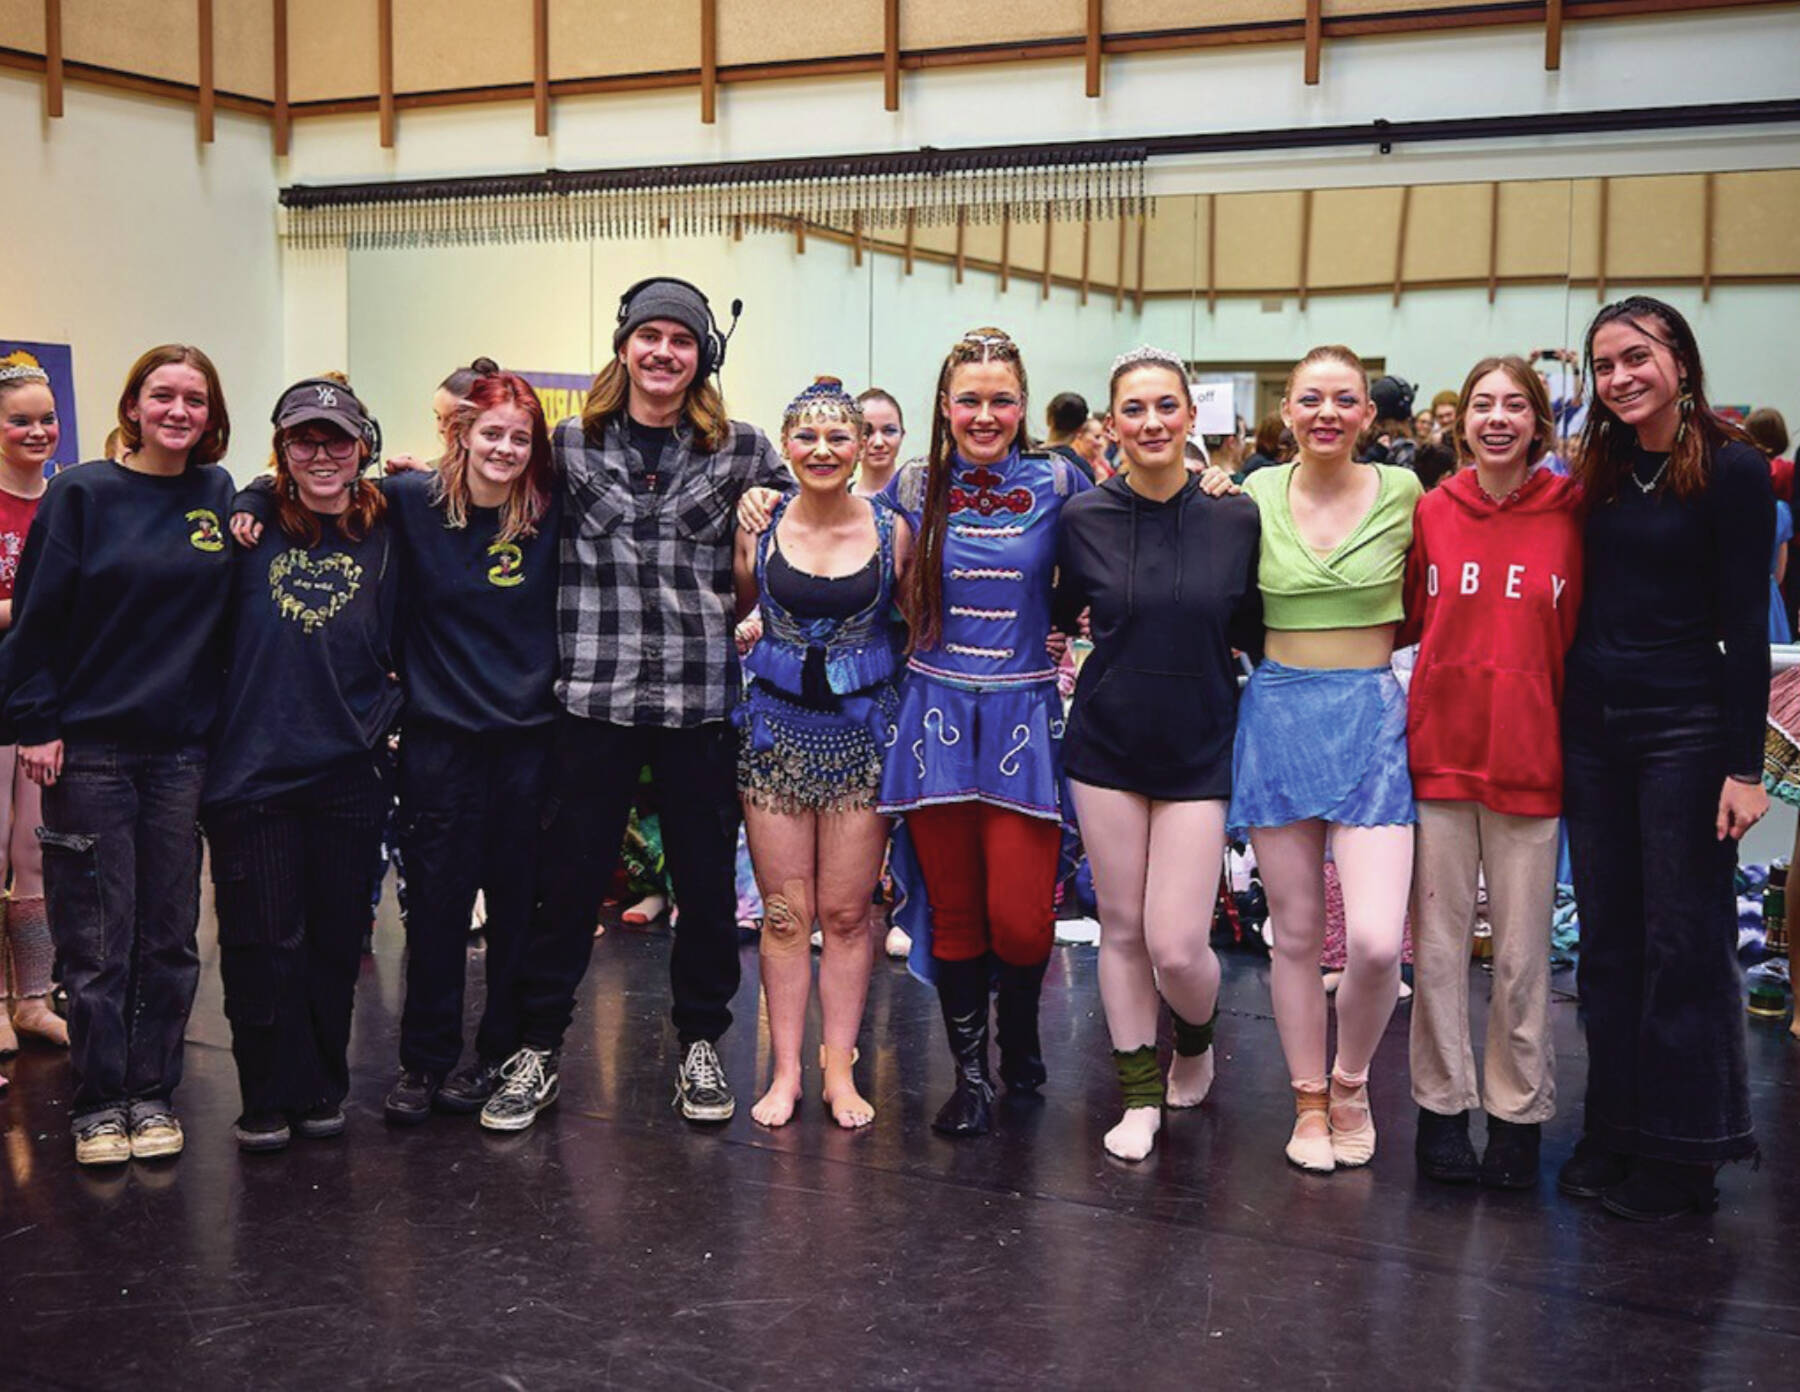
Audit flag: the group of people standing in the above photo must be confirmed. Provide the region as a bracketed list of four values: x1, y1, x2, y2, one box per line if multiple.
[0, 284, 1770, 1225]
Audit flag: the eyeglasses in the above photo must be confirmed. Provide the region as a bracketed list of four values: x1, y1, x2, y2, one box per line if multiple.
[285, 436, 359, 462]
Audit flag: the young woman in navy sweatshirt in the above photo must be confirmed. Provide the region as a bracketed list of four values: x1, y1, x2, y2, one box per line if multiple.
[205, 377, 401, 1153]
[5, 345, 235, 1166]
[1401, 357, 1582, 1190]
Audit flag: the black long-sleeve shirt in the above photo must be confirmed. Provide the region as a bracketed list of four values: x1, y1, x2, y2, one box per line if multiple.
[1566, 439, 1774, 775]
[1053, 474, 1263, 800]
[3, 459, 235, 747]
[204, 511, 402, 808]
[236, 473, 561, 731]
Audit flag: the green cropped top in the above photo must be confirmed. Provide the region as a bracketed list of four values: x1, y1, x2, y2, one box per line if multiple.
[1242, 462, 1421, 630]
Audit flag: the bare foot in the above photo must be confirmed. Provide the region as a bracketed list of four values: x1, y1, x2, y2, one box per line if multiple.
[1104, 1106, 1161, 1161]
[751, 1074, 803, 1128]
[1165, 1048, 1214, 1109]
[820, 1046, 874, 1129]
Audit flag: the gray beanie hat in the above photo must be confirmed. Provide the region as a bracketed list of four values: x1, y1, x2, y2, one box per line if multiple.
[612, 278, 715, 368]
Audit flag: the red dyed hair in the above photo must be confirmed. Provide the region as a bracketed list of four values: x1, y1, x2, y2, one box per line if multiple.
[432, 371, 556, 542]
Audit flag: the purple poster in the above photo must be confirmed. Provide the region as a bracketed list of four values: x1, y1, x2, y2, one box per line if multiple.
[516, 370, 594, 430]
[0, 340, 80, 472]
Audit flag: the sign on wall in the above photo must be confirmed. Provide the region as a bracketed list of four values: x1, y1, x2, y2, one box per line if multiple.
[0, 340, 80, 470]
[517, 370, 595, 429]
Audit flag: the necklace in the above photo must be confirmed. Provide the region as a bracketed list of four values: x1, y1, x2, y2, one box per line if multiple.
[1631, 456, 1670, 494]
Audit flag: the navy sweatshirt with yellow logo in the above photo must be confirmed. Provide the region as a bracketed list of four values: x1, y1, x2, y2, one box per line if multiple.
[3, 459, 236, 747]
[203, 510, 401, 809]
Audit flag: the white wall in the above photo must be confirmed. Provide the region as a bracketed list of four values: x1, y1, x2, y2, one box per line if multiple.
[4, 71, 284, 480]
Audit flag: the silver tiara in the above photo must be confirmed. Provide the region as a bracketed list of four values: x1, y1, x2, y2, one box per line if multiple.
[1110, 345, 1187, 377]
[0, 364, 49, 386]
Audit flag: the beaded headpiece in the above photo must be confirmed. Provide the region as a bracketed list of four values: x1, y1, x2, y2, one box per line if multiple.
[948, 327, 1022, 364]
[1109, 344, 1187, 378]
[0, 351, 49, 388]
[782, 376, 863, 434]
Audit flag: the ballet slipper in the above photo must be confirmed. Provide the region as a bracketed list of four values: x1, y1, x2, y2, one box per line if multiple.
[1328, 1070, 1376, 1168]
[1103, 1106, 1161, 1162]
[1165, 1049, 1215, 1109]
[884, 925, 912, 959]
[1286, 1083, 1334, 1173]
[12, 997, 67, 1048]
[750, 1072, 803, 1128]
[819, 1046, 874, 1130]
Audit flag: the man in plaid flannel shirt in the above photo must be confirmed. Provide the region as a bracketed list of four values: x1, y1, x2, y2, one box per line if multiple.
[480, 278, 789, 1134]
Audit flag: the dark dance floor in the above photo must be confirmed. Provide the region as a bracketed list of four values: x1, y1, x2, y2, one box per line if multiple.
[2, 889, 1798, 1392]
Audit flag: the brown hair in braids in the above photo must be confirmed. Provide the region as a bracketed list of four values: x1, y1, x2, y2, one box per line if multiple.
[899, 328, 1030, 653]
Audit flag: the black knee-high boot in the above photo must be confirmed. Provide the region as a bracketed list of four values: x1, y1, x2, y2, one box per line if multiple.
[993, 957, 1048, 1094]
[932, 956, 994, 1137]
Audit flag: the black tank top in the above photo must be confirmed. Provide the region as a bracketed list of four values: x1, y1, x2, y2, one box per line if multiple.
[761, 538, 881, 706]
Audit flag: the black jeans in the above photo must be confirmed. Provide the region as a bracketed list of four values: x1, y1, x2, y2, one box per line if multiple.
[39, 740, 206, 1128]
[203, 761, 389, 1116]
[396, 719, 554, 1075]
[1563, 696, 1756, 1164]
[515, 713, 741, 1051]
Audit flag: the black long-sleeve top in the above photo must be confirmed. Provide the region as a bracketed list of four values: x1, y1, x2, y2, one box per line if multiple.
[1566, 439, 1774, 775]
[236, 474, 561, 732]
[3, 459, 235, 747]
[1053, 474, 1263, 800]
[203, 510, 402, 809]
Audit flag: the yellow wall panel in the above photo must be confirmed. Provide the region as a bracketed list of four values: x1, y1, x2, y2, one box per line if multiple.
[902, 0, 1082, 51]
[1567, 179, 1601, 281]
[718, 0, 883, 66]
[1307, 186, 1400, 289]
[961, 218, 1005, 267]
[290, 0, 379, 102]
[1403, 182, 1490, 282]
[549, 0, 699, 79]
[1495, 180, 1573, 278]
[1141, 196, 1197, 291]
[0, 3, 48, 53]
[394, 0, 532, 93]
[1604, 174, 1703, 278]
[215, 0, 274, 102]
[63, 0, 198, 85]
[1713, 170, 1800, 277]
[1215, 192, 1303, 291]
[1108, 0, 1302, 29]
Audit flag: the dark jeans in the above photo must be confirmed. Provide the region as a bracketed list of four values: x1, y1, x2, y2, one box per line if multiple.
[396, 719, 554, 1075]
[204, 761, 389, 1116]
[515, 713, 741, 1051]
[1563, 696, 1756, 1164]
[39, 740, 206, 1127]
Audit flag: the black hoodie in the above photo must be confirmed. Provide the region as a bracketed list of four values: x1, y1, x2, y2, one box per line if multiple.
[1053, 473, 1262, 800]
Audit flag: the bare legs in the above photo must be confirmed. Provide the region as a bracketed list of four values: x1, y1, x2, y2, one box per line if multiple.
[0, 747, 58, 1050]
[1254, 818, 1413, 1169]
[742, 800, 889, 1128]
[1072, 782, 1226, 1161]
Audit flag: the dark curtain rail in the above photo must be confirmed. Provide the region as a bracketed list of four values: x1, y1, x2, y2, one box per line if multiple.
[279, 99, 1800, 209]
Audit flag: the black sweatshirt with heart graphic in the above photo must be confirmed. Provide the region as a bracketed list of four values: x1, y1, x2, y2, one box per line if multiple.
[203, 508, 402, 809]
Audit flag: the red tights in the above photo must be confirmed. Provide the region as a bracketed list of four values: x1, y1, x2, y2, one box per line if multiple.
[904, 802, 1062, 966]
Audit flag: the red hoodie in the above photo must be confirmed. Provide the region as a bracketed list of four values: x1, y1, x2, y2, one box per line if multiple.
[1400, 466, 1583, 816]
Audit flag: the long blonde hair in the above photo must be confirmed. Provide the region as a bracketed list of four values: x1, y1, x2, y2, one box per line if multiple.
[580, 358, 729, 453]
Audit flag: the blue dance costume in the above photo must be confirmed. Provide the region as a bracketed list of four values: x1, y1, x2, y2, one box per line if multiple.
[877, 450, 1086, 821]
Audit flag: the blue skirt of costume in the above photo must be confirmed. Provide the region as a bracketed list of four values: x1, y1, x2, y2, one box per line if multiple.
[1228, 658, 1416, 836]
[876, 663, 1065, 823]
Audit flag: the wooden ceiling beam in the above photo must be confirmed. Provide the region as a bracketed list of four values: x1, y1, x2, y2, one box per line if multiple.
[273, 0, 290, 155]
[700, 0, 718, 124]
[197, 0, 214, 143]
[533, 0, 550, 136]
[1085, 0, 1103, 98]
[377, 0, 395, 147]
[1546, 0, 1565, 71]
[1304, 0, 1322, 85]
[884, 0, 900, 111]
[44, 0, 62, 118]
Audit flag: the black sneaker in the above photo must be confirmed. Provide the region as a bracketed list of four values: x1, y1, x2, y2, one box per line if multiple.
[479, 1048, 560, 1132]
[1601, 1158, 1719, 1221]
[436, 1058, 505, 1114]
[293, 1102, 346, 1140]
[1479, 1117, 1541, 1190]
[384, 1069, 440, 1125]
[234, 1111, 292, 1153]
[674, 1040, 735, 1123]
[1557, 1135, 1629, 1198]
[1415, 1107, 1478, 1184]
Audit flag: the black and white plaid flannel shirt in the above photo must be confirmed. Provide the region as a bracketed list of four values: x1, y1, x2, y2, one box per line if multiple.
[553, 411, 789, 727]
